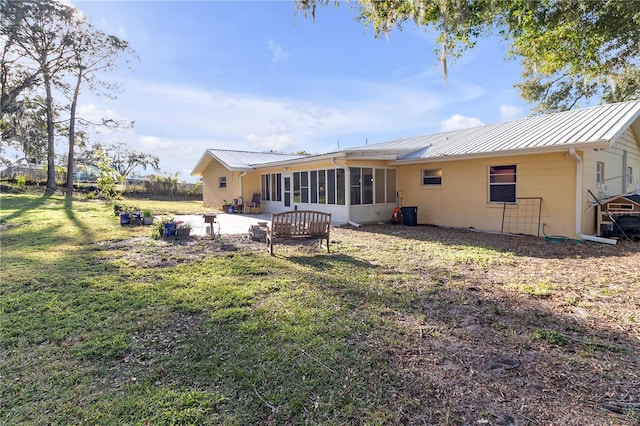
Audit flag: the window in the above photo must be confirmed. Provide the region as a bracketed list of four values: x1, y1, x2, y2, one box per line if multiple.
[293, 172, 301, 202]
[386, 169, 396, 203]
[489, 165, 516, 202]
[375, 169, 385, 203]
[627, 167, 633, 185]
[350, 167, 362, 205]
[300, 171, 309, 203]
[596, 162, 604, 184]
[336, 168, 345, 205]
[327, 169, 336, 205]
[318, 170, 326, 204]
[261, 173, 282, 201]
[311, 171, 318, 203]
[362, 168, 373, 204]
[422, 169, 442, 185]
[218, 176, 227, 189]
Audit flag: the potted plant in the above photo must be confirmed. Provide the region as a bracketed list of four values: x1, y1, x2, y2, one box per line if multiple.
[153, 215, 176, 238]
[130, 207, 143, 226]
[221, 199, 231, 212]
[175, 221, 192, 237]
[142, 209, 154, 225]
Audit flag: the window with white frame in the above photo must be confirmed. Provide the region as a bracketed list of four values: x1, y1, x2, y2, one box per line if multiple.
[422, 169, 442, 185]
[627, 166, 633, 185]
[261, 173, 282, 201]
[489, 165, 516, 203]
[596, 162, 604, 184]
[219, 176, 227, 189]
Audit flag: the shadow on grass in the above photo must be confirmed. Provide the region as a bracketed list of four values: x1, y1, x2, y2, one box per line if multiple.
[2, 196, 638, 424]
[348, 223, 640, 260]
[64, 191, 95, 241]
[0, 191, 53, 222]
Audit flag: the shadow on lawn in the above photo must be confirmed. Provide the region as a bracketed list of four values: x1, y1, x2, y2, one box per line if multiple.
[348, 223, 640, 260]
[147, 249, 639, 424]
[0, 191, 53, 222]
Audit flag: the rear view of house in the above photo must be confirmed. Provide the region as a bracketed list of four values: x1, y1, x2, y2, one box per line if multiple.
[192, 101, 640, 242]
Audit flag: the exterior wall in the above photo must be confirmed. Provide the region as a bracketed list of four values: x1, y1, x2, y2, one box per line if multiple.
[254, 159, 396, 224]
[582, 126, 640, 234]
[202, 162, 242, 209]
[396, 152, 578, 237]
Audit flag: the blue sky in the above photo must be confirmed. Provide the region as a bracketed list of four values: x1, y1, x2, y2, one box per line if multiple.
[70, 0, 531, 182]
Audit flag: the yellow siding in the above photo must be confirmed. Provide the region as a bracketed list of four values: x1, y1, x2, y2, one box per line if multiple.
[397, 153, 577, 237]
[202, 162, 238, 208]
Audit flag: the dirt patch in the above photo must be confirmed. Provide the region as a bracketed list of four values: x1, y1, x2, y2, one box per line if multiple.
[105, 224, 640, 424]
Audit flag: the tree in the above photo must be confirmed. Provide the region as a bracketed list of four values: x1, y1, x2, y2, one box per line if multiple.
[1, 0, 77, 191]
[296, 0, 640, 112]
[1, 97, 48, 164]
[83, 141, 160, 182]
[64, 19, 136, 189]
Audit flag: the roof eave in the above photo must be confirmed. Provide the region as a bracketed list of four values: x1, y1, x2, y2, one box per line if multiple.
[391, 140, 611, 165]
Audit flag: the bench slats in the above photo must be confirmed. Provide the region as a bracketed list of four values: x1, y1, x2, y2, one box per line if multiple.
[267, 210, 331, 255]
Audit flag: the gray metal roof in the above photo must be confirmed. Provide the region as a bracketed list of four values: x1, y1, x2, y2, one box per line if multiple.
[348, 101, 640, 161]
[207, 149, 307, 170]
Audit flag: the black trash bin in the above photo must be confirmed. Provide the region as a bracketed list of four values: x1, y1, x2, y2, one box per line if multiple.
[401, 206, 418, 226]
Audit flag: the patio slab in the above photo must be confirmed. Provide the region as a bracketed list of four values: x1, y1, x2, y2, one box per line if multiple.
[174, 212, 272, 236]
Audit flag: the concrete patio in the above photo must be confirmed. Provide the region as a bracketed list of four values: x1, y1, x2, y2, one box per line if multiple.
[174, 212, 272, 236]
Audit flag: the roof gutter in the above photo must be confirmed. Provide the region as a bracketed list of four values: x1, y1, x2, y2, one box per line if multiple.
[568, 148, 617, 245]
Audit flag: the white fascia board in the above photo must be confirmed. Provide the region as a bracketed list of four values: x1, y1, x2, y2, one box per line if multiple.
[390, 141, 611, 165]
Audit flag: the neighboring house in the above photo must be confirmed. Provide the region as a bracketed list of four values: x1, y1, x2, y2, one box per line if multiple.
[192, 100, 640, 242]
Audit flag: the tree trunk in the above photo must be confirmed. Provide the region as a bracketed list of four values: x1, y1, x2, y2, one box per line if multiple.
[66, 70, 82, 189]
[44, 66, 57, 192]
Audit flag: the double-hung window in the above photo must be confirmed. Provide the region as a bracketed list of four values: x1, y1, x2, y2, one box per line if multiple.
[489, 165, 516, 203]
[219, 176, 227, 189]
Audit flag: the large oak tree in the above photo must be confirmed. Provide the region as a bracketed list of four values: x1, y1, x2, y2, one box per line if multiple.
[296, 0, 640, 112]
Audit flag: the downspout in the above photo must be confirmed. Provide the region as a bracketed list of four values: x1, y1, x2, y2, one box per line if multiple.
[568, 148, 617, 245]
[239, 171, 247, 204]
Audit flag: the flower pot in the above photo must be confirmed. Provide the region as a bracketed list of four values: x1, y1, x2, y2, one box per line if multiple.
[176, 227, 191, 237]
[163, 223, 176, 237]
[120, 213, 130, 225]
[143, 216, 154, 226]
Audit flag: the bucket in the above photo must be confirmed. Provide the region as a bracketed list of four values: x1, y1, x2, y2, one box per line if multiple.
[163, 223, 176, 237]
[120, 213, 130, 225]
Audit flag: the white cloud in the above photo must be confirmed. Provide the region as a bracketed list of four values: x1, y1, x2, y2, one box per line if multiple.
[440, 114, 484, 132]
[268, 40, 288, 64]
[75, 71, 490, 182]
[499, 104, 524, 122]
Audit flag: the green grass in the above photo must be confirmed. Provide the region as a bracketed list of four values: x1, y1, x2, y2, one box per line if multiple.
[0, 193, 427, 424]
[1, 192, 637, 425]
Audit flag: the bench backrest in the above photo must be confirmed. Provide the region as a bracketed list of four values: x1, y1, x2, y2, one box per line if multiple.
[270, 211, 331, 236]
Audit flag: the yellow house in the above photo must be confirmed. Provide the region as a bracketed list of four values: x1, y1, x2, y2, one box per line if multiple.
[192, 101, 640, 242]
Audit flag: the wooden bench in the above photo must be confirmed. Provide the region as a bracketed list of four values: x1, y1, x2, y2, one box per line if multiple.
[266, 210, 331, 255]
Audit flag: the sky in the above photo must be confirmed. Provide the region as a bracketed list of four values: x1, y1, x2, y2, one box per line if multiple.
[66, 0, 533, 183]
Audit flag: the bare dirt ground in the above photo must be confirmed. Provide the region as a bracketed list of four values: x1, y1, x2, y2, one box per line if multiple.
[114, 224, 640, 424]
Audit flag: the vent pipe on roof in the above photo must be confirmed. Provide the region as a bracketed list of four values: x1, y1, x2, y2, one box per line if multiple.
[569, 148, 617, 245]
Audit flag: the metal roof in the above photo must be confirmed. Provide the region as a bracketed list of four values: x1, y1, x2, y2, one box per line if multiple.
[193, 101, 640, 176]
[207, 149, 306, 170]
[348, 101, 640, 161]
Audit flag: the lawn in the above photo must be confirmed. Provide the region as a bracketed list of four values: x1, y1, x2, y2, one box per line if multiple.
[1, 192, 639, 425]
